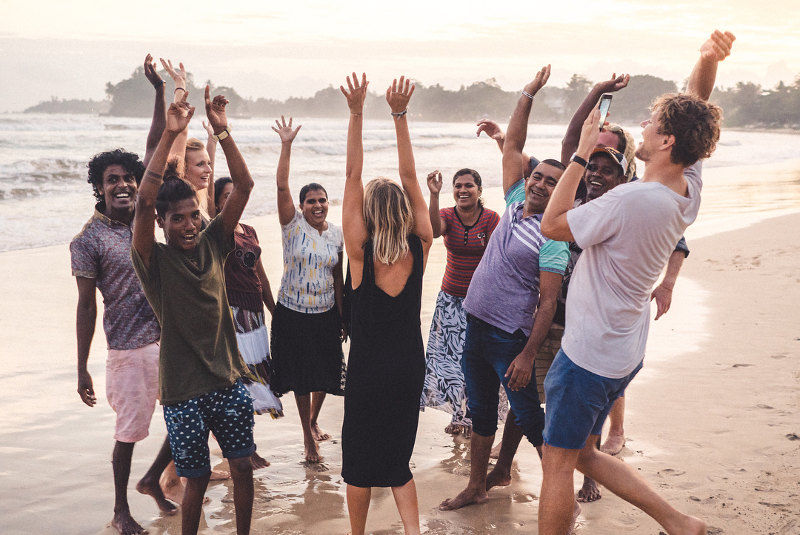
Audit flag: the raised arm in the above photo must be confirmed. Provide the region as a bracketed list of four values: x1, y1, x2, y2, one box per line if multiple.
[502, 65, 550, 194]
[143, 53, 166, 168]
[686, 30, 735, 101]
[133, 93, 195, 268]
[386, 76, 433, 253]
[160, 58, 190, 161]
[207, 86, 254, 236]
[201, 120, 218, 218]
[426, 170, 446, 238]
[477, 119, 535, 179]
[272, 116, 302, 225]
[340, 72, 369, 263]
[542, 104, 602, 242]
[560, 73, 629, 165]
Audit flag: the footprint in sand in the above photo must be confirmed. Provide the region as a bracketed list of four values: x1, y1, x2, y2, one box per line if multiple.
[756, 404, 774, 410]
[658, 468, 686, 477]
[785, 433, 799, 441]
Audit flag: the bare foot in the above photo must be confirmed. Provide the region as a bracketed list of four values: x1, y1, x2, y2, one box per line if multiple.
[111, 509, 146, 535]
[600, 432, 625, 455]
[311, 422, 331, 442]
[136, 477, 177, 514]
[485, 466, 511, 491]
[304, 440, 324, 463]
[251, 451, 270, 470]
[439, 487, 488, 511]
[489, 440, 503, 459]
[159, 470, 185, 505]
[665, 514, 707, 535]
[209, 469, 230, 481]
[576, 476, 601, 502]
[444, 423, 460, 435]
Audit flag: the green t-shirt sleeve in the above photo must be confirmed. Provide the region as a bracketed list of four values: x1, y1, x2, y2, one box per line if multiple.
[203, 216, 236, 259]
[539, 239, 570, 275]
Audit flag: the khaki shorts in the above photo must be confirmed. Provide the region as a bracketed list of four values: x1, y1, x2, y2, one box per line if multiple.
[106, 342, 159, 443]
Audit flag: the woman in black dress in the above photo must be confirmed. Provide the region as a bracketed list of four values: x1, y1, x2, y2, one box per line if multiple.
[339, 73, 433, 535]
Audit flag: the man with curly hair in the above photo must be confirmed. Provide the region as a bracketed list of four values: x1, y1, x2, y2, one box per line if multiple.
[71, 148, 176, 535]
[540, 30, 735, 534]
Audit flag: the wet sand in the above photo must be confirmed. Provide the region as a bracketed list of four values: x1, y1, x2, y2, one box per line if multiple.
[1, 160, 799, 534]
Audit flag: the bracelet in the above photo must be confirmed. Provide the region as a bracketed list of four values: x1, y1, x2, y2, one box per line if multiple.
[351, 112, 362, 116]
[174, 87, 186, 94]
[213, 126, 231, 142]
[390, 109, 408, 118]
[570, 153, 588, 168]
[157, 80, 166, 87]
[522, 90, 534, 100]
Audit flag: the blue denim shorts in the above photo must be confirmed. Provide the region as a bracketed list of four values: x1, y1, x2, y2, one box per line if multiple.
[543, 349, 642, 450]
[163, 379, 255, 478]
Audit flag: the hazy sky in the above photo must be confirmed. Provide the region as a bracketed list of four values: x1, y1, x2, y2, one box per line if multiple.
[2, 0, 798, 112]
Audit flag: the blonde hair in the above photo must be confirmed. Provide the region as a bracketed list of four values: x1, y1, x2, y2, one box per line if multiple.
[185, 137, 205, 153]
[363, 178, 414, 265]
[605, 124, 637, 181]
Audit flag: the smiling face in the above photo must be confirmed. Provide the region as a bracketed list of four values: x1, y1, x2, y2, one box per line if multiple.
[585, 153, 625, 201]
[215, 182, 234, 214]
[300, 188, 329, 231]
[452, 174, 481, 209]
[524, 162, 563, 215]
[635, 109, 663, 163]
[99, 164, 137, 219]
[157, 197, 202, 252]
[184, 149, 212, 191]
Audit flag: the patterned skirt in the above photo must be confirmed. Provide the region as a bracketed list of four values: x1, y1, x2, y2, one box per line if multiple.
[231, 306, 283, 418]
[420, 291, 508, 427]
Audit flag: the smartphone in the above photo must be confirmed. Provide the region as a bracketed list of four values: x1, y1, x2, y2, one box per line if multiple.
[598, 94, 612, 131]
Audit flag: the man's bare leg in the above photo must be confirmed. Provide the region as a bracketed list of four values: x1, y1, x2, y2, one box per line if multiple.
[486, 410, 525, 490]
[309, 391, 330, 441]
[576, 435, 706, 534]
[346, 484, 372, 535]
[136, 437, 178, 514]
[600, 396, 625, 455]
[111, 441, 145, 535]
[539, 443, 582, 535]
[439, 432, 494, 510]
[577, 436, 602, 502]
[392, 478, 421, 535]
[181, 474, 211, 535]
[229, 456, 254, 535]
[295, 393, 322, 462]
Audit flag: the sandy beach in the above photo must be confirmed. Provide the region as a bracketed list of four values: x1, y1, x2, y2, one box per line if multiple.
[1, 159, 799, 534]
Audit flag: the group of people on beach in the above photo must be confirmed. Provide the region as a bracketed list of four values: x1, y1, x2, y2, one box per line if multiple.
[71, 29, 735, 535]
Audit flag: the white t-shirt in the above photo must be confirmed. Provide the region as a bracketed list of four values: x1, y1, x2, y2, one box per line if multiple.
[277, 211, 344, 314]
[562, 162, 703, 378]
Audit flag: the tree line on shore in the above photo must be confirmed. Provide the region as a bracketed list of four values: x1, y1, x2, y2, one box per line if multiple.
[24, 65, 800, 129]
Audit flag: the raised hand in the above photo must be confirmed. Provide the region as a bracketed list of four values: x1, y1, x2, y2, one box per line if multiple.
[202, 120, 215, 139]
[700, 30, 736, 62]
[593, 73, 630, 94]
[577, 103, 603, 156]
[523, 64, 551, 97]
[144, 53, 164, 89]
[271, 116, 302, 143]
[385, 76, 415, 114]
[204, 85, 229, 133]
[340, 72, 369, 114]
[427, 171, 443, 194]
[166, 91, 194, 133]
[476, 119, 504, 141]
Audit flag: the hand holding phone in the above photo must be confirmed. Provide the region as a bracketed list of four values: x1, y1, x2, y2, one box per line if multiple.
[598, 94, 612, 131]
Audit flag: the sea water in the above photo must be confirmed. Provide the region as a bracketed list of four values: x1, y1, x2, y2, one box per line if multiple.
[1, 113, 798, 252]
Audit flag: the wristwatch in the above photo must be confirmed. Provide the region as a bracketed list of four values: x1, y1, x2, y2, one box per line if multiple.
[570, 152, 588, 168]
[213, 126, 231, 142]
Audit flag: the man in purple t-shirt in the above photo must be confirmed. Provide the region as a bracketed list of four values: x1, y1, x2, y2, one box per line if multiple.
[71, 149, 176, 534]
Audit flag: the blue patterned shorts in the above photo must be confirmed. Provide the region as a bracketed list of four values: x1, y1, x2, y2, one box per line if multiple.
[163, 379, 255, 478]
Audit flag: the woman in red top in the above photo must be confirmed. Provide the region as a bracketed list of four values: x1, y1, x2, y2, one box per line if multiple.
[420, 169, 500, 436]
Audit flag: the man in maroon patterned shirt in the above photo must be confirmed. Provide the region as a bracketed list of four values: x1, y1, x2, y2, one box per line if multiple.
[70, 149, 176, 534]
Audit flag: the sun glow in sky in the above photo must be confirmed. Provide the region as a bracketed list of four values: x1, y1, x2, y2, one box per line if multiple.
[2, 0, 799, 112]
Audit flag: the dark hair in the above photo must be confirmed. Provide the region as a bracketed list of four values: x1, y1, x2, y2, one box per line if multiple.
[214, 177, 233, 210]
[652, 93, 722, 167]
[299, 183, 327, 204]
[156, 178, 197, 218]
[86, 149, 145, 202]
[541, 158, 567, 171]
[452, 168, 482, 188]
